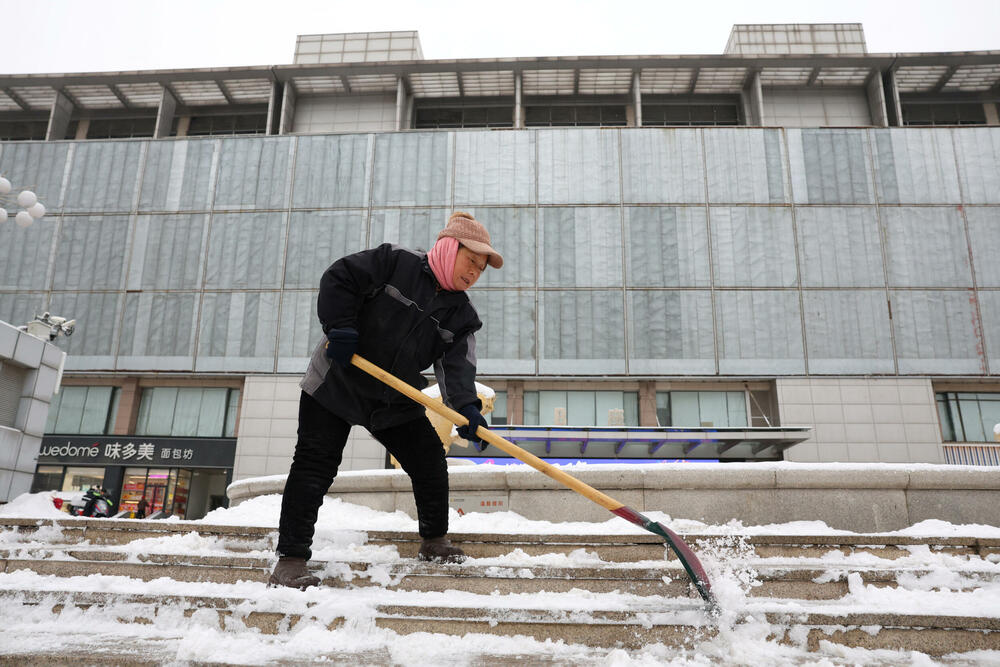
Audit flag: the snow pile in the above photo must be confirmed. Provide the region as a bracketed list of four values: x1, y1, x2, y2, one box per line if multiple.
[2, 491, 1000, 665]
[0, 492, 67, 519]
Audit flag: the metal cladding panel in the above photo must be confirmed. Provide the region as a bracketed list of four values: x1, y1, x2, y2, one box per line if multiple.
[796, 206, 885, 288]
[214, 136, 293, 210]
[0, 128, 998, 377]
[284, 210, 367, 289]
[871, 129, 961, 204]
[539, 207, 623, 288]
[625, 206, 710, 288]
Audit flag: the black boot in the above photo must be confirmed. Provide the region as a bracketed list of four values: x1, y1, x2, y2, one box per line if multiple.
[268, 556, 320, 590]
[418, 536, 467, 564]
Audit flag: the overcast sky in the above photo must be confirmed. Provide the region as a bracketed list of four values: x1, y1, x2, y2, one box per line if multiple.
[3, 0, 999, 75]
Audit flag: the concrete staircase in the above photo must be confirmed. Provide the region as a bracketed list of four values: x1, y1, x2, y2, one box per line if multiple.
[1, 517, 998, 663]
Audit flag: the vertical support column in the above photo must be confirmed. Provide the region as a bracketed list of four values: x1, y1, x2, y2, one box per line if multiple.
[883, 69, 903, 127]
[638, 381, 658, 426]
[395, 76, 407, 131]
[278, 82, 297, 135]
[153, 86, 177, 138]
[113, 377, 142, 436]
[45, 90, 74, 141]
[73, 120, 90, 140]
[506, 381, 524, 425]
[632, 71, 642, 127]
[740, 70, 763, 126]
[985, 102, 1000, 126]
[265, 80, 282, 135]
[514, 71, 523, 128]
[866, 70, 889, 127]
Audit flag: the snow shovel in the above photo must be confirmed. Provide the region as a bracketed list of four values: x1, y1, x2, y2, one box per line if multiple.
[350, 354, 718, 613]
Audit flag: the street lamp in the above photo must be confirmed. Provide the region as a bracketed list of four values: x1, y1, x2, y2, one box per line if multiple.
[0, 174, 47, 228]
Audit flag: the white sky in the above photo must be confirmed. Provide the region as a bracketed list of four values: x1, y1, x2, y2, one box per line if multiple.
[2, 0, 999, 75]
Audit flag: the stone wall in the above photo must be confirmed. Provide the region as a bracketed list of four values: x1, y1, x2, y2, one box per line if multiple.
[228, 463, 999, 532]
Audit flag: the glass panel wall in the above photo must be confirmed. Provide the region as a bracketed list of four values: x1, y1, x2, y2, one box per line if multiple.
[656, 391, 748, 427]
[936, 392, 1000, 442]
[121, 467, 147, 515]
[62, 466, 105, 492]
[523, 390, 638, 426]
[45, 386, 120, 435]
[31, 466, 65, 493]
[488, 391, 507, 426]
[136, 387, 241, 437]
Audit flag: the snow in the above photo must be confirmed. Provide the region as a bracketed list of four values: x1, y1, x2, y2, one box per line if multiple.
[2, 489, 1000, 665]
[423, 380, 495, 400]
[0, 491, 71, 519]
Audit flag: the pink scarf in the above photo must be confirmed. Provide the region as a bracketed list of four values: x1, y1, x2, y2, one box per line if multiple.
[428, 236, 459, 291]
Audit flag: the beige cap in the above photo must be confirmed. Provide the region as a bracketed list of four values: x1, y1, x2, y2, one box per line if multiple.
[437, 211, 503, 269]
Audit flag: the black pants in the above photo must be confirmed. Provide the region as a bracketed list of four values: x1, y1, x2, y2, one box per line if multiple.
[276, 391, 450, 560]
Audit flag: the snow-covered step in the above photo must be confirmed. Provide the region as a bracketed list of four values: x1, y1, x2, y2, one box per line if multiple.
[4, 545, 998, 603]
[1, 583, 998, 656]
[4, 518, 997, 563]
[0, 517, 274, 551]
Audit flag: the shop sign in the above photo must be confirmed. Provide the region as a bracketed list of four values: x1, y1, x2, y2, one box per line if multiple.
[39, 436, 236, 468]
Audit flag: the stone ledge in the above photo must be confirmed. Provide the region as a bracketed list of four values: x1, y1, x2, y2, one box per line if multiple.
[226, 463, 1000, 531]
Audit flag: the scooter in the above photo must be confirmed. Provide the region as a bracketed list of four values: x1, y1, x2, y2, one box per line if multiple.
[67, 487, 116, 518]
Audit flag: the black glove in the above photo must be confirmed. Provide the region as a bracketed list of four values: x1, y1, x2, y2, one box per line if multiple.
[324, 327, 359, 367]
[456, 403, 489, 451]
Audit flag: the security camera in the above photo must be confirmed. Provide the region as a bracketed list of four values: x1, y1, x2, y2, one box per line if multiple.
[24, 312, 76, 341]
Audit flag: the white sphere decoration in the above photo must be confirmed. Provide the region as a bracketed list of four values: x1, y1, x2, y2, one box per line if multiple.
[0, 208, 8, 223]
[27, 202, 46, 219]
[16, 190, 37, 208]
[15, 210, 33, 228]
[0, 177, 11, 195]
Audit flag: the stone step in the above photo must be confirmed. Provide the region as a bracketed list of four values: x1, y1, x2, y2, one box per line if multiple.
[4, 547, 997, 601]
[1, 587, 997, 656]
[4, 518, 998, 562]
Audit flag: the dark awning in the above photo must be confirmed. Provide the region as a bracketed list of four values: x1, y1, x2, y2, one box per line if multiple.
[479, 425, 812, 461]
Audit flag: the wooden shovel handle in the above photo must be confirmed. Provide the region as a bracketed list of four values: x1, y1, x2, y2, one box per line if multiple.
[350, 354, 622, 512]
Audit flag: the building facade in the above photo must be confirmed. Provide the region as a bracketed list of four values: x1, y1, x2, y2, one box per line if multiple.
[1, 24, 999, 514]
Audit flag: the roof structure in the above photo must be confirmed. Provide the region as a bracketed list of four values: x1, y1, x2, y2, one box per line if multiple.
[3, 50, 1000, 114]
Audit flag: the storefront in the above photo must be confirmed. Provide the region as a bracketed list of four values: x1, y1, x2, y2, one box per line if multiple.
[33, 436, 236, 520]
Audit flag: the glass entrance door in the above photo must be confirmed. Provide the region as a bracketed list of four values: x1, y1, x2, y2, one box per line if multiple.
[145, 468, 170, 513]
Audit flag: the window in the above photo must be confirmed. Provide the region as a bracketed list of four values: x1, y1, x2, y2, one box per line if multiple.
[656, 391, 748, 427]
[902, 103, 987, 126]
[62, 466, 105, 492]
[488, 391, 507, 426]
[31, 466, 65, 493]
[525, 105, 627, 127]
[642, 103, 740, 126]
[45, 386, 120, 435]
[414, 106, 514, 128]
[85, 117, 157, 139]
[0, 120, 47, 141]
[135, 387, 240, 437]
[523, 390, 638, 426]
[937, 392, 1000, 442]
[181, 113, 267, 136]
